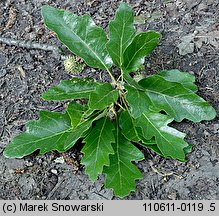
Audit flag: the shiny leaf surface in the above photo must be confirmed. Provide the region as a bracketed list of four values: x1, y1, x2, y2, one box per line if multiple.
[119, 110, 140, 142]
[123, 31, 160, 72]
[135, 111, 189, 161]
[3, 103, 89, 158]
[106, 2, 135, 67]
[157, 69, 198, 92]
[104, 126, 144, 198]
[88, 83, 119, 110]
[125, 84, 150, 118]
[42, 5, 112, 70]
[138, 74, 216, 122]
[82, 117, 115, 181]
[42, 78, 100, 100]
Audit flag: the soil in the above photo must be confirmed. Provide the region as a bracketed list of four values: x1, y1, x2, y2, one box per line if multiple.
[0, 0, 219, 200]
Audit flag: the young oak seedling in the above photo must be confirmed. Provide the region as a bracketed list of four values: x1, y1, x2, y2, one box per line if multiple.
[4, 3, 216, 198]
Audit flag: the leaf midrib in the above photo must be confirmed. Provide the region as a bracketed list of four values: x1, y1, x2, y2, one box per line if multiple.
[10, 129, 71, 151]
[90, 89, 118, 108]
[94, 117, 107, 168]
[47, 13, 109, 70]
[141, 113, 178, 155]
[124, 36, 158, 70]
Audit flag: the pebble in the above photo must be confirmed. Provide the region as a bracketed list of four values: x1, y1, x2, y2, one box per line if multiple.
[24, 26, 32, 33]
[0, 69, 7, 78]
[213, 124, 219, 133]
[25, 161, 33, 167]
[54, 156, 65, 164]
[51, 169, 58, 175]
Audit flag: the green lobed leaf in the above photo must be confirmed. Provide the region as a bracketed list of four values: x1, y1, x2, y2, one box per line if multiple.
[67, 102, 87, 128]
[42, 77, 100, 100]
[125, 84, 151, 118]
[123, 70, 145, 90]
[106, 2, 135, 67]
[88, 83, 119, 110]
[122, 31, 161, 72]
[41, 5, 112, 70]
[119, 110, 140, 142]
[64, 107, 109, 150]
[63, 119, 93, 150]
[119, 110, 164, 156]
[135, 123, 165, 157]
[122, 71, 203, 159]
[135, 111, 189, 161]
[81, 117, 115, 181]
[123, 71, 151, 118]
[138, 74, 217, 122]
[137, 131, 157, 146]
[3, 102, 89, 158]
[104, 125, 144, 198]
[137, 126, 191, 157]
[157, 69, 198, 92]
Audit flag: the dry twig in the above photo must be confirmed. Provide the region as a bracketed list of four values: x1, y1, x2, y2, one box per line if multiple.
[0, 36, 66, 60]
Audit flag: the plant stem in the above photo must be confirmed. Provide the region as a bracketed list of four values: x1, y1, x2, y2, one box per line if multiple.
[116, 102, 126, 111]
[121, 69, 124, 82]
[105, 67, 117, 85]
[116, 69, 124, 82]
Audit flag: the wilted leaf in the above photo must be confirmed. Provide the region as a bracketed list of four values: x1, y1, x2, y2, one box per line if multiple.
[177, 35, 194, 55]
[195, 31, 219, 49]
[81, 117, 115, 181]
[41, 5, 112, 70]
[134, 14, 146, 24]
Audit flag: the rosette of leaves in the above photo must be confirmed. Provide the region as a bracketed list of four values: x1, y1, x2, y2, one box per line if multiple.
[3, 3, 216, 198]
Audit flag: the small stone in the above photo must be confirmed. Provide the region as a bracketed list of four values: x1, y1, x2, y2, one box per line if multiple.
[168, 192, 177, 200]
[0, 69, 7, 78]
[198, 3, 208, 11]
[36, 188, 40, 193]
[213, 124, 219, 133]
[42, 161, 47, 167]
[177, 41, 194, 55]
[54, 156, 65, 164]
[51, 169, 58, 175]
[24, 26, 32, 33]
[203, 130, 210, 137]
[25, 161, 33, 167]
